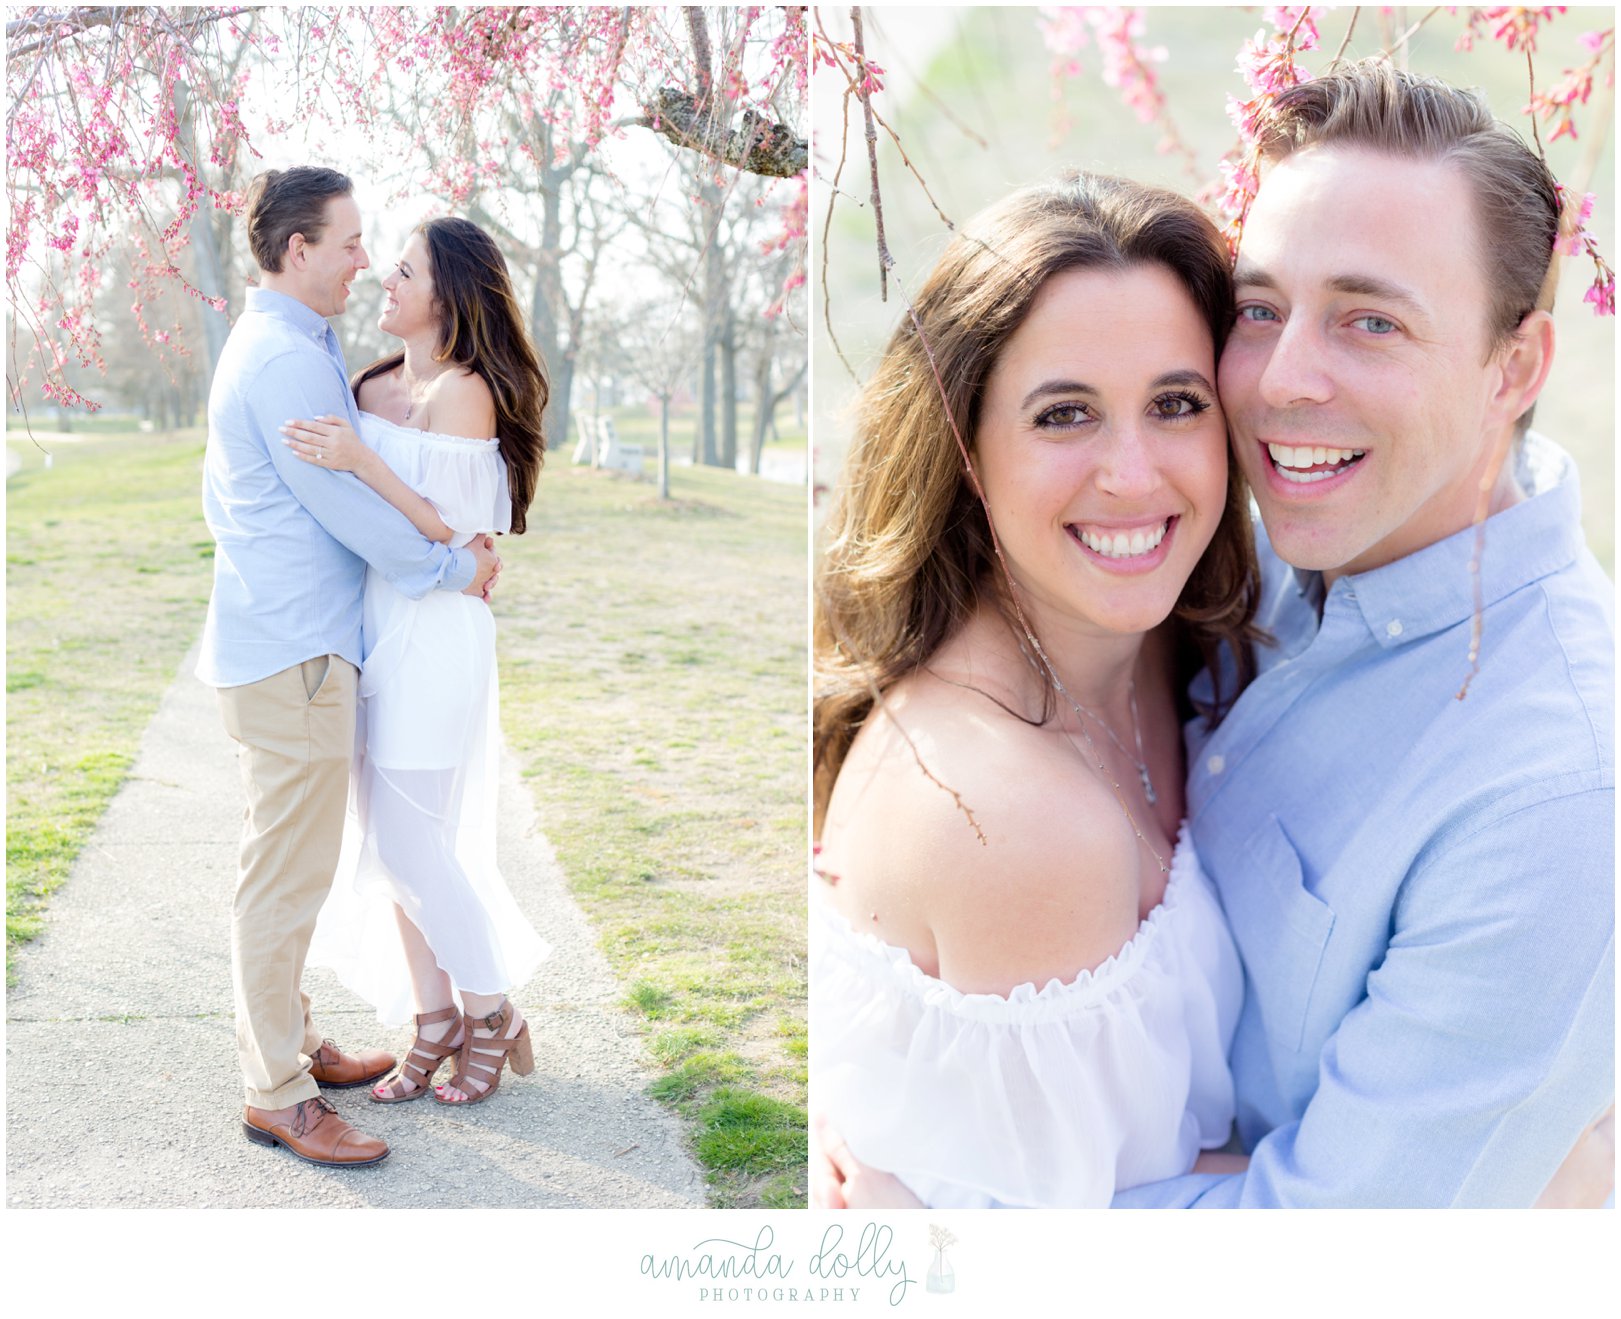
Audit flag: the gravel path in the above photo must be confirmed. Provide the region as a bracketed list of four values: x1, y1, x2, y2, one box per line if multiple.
[5, 644, 706, 1208]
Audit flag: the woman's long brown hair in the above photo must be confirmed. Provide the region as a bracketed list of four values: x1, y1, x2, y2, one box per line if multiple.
[352, 216, 548, 534]
[814, 172, 1265, 832]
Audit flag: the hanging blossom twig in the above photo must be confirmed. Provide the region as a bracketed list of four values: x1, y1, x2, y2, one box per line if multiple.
[1555, 183, 1616, 314]
[1456, 6, 1566, 56]
[816, 597, 989, 848]
[1528, 26, 1614, 143]
[1206, 5, 1319, 257]
[1531, 28, 1616, 314]
[1473, 6, 1621, 317]
[813, 8, 955, 305]
[1039, 7, 1201, 180]
[812, 7, 866, 380]
[851, 7, 890, 300]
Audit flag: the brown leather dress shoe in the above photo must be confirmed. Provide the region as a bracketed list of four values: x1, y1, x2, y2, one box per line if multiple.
[242, 1097, 389, 1167]
[308, 1038, 395, 1089]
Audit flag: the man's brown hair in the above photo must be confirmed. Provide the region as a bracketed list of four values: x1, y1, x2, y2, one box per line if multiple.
[243, 166, 354, 274]
[1259, 58, 1561, 354]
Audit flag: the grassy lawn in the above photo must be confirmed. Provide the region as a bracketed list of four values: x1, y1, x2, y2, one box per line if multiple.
[5, 426, 808, 1207]
[496, 459, 807, 1207]
[6, 429, 216, 970]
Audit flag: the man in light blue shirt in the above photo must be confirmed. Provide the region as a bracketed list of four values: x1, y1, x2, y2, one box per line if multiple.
[197, 166, 499, 1167]
[1113, 60, 1613, 1207]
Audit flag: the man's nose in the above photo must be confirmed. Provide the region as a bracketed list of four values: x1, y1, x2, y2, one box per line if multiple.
[1257, 315, 1333, 410]
[353, 244, 369, 272]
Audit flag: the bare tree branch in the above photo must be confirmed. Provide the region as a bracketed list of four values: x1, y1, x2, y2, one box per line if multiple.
[638, 87, 808, 178]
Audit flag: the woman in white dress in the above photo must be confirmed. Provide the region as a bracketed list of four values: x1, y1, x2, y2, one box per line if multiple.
[810, 173, 1264, 1207]
[283, 217, 549, 1106]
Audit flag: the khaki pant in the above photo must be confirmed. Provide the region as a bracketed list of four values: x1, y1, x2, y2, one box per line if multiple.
[218, 655, 357, 1109]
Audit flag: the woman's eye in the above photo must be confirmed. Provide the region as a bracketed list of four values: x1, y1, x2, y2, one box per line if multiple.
[1237, 304, 1279, 324]
[1351, 314, 1396, 334]
[1152, 392, 1209, 420]
[1035, 403, 1090, 429]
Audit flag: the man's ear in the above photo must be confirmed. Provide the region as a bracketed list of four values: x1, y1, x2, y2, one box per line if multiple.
[285, 232, 308, 270]
[1488, 309, 1555, 431]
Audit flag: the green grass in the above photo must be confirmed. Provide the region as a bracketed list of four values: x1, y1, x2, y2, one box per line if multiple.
[4, 431, 217, 972]
[6, 428, 215, 971]
[498, 460, 807, 1206]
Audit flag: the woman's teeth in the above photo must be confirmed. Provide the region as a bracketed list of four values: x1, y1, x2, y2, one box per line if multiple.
[1076, 519, 1169, 559]
[1268, 443, 1366, 484]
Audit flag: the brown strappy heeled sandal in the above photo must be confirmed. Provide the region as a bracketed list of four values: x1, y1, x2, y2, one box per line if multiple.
[369, 1005, 463, 1104]
[433, 1000, 534, 1106]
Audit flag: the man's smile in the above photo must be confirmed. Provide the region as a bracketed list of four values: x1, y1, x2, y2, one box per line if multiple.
[1256, 439, 1368, 494]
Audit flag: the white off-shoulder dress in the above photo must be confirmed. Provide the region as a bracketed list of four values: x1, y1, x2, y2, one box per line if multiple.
[309, 412, 549, 1025]
[810, 826, 1242, 1207]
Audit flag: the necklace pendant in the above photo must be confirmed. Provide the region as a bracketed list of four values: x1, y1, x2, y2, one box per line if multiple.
[1139, 765, 1157, 806]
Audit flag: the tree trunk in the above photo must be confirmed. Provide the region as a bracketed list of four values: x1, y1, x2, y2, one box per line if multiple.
[700, 342, 718, 465]
[530, 161, 572, 449]
[658, 393, 671, 500]
[698, 176, 724, 466]
[749, 352, 771, 475]
[719, 310, 737, 470]
[551, 352, 576, 464]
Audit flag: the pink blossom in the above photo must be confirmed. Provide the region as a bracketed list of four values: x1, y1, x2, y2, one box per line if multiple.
[1583, 274, 1615, 316]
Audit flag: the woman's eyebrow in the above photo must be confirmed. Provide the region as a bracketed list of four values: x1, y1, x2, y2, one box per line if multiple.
[1152, 369, 1215, 392]
[1018, 370, 1213, 410]
[1019, 379, 1098, 409]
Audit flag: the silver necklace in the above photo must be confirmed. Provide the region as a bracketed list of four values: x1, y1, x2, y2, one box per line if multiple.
[401, 365, 444, 423]
[1014, 628, 1158, 805]
[1014, 634, 1167, 876]
[1056, 678, 1157, 806]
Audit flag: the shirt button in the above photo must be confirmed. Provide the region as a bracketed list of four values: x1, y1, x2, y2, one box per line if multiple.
[1207, 755, 1226, 775]
[1386, 619, 1404, 637]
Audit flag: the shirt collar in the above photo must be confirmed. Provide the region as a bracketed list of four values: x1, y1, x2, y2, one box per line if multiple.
[1286, 433, 1584, 648]
[245, 286, 335, 344]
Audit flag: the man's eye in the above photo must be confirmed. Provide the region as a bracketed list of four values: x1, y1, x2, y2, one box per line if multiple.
[1352, 314, 1397, 335]
[1237, 304, 1279, 324]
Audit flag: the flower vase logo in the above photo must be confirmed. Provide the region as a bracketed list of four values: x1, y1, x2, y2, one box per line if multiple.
[926, 1225, 957, 1294]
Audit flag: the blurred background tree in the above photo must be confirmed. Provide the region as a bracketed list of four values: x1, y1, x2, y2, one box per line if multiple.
[7, 5, 808, 480]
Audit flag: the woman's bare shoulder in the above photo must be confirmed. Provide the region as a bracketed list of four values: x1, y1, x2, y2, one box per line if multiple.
[824, 671, 1143, 994]
[425, 368, 496, 439]
[355, 368, 399, 415]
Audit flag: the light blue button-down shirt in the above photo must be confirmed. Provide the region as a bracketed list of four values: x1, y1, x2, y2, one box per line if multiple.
[197, 287, 474, 687]
[1116, 435, 1614, 1207]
